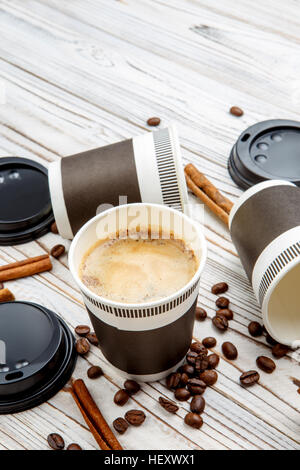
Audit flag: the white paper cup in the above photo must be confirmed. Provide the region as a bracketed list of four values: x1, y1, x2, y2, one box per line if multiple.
[49, 125, 188, 239]
[69, 203, 206, 381]
[229, 180, 300, 348]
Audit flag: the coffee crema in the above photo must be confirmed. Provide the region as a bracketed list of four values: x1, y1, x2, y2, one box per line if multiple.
[80, 235, 198, 304]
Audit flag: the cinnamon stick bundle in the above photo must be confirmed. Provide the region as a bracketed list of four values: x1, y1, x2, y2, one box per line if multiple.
[0, 255, 52, 282]
[72, 379, 123, 451]
[185, 163, 233, 226]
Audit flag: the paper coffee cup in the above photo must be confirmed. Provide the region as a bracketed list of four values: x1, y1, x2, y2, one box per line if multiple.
[229, 180, 300, 348]
[49, 125, 188, 240]
[69, 203, 206, 381]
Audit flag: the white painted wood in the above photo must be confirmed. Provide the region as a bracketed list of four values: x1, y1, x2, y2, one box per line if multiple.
[0, 0, 299, 450]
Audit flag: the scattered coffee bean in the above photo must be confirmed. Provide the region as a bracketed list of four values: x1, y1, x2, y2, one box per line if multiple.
[86, 332, 99, 346]
[190, 342, 208, 356]
[47, 433, 65, 450]
[187, 378, 206, 395]
[216, 297, 230, 309]
[186, 351, 198, 365]
[174, 387, 191, 401]
[195, 356, 209, 373]
[240, 370, 260, 387]
[199, 370, 218, 386]
[184, 412, 203, 429]
[114, 389, 130, 406]
[124, 379, 140, 395]
[190, 395, 205, 414]
[222, 342, 238, 360]
[256, 356, 276, 374]
[212, 315, 228, 331]
[272, 343, 289, 359]
[180, 372, 189, 386]
[147, 117, 161, 126]
[67, 444, 82, 450]
[125, 410, 146, 426]
[216, 308, 233, 320]
[298, 389, 300, 395]
[207, 353, 220, 369]
[87, 365, 103, 379]
[113, 417, 129, 434]
[230, 106, 244, 117]
[50, 221, 58, 234]
[195, 307, 207, 321]
[75, 338, 90, 355]
[211, 282, 228, 295]
[180, 364, 195, 376]
[202, 337, 217, 349]
[75, 325, 90, 337]
[0, 282, 3, 290]
[158, 396, 179, 414]
[292, 378, 300, 388]
[166, 372, 181, 390]
[51, 244, 65, 259]
[266, 334, 277, 346]
[248, 321, 263, 337]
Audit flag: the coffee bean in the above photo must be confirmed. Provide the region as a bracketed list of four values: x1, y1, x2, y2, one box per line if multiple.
[272, 343, 289, 359]
[124, 380, 140, 395]
[202, 337, 217, 349]
[184, 412, 203, 429]
[199, 370, 218, 386]
[75, 325, 90, 337]
[158, 396, 179, 414]
[211, 282, 228, 295]
[216, 297, 230, 309]
[266, 334, 277, 346]
[230, 106, 244, 117]
[190, 342, 208, 356]
[187, 378, 206, 395]
[248, 321, 263, 337]
[180, 364, 195, 376]
[87, 365, 103, 379]
[0, 282, 4, 290]
[125, 410, 146, 426]
[298, 389, 300, 395]
[147, 117, 161, 126]
[207, 353, 220, 369]
[212, 315, 228, 331]
[195, 307, 207, 321]
[256, 356, 276, 374]
[195, 356, 209, 373]
[174, 387, 191, 401]
[86, 332, 99, 346]
[113, 417, 129, 434]
[190, 395, 205, 414]
[51, 244, 65, 259]
[166, 372, 181, 390]
[186, 351, 198, 364]
[216, 308, 233, 320]
[222, 342, 238, 360]
[240, 370, 260, 387]
[114, 389, 130, 406]
[50, 221, 58, 234]
[47, 433, 65, 450]
[180, 372, 189, 386]
[75, 338, 90, 355]
[67, 444, 82, 450]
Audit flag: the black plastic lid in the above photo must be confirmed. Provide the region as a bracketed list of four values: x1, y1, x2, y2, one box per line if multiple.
[228, 119, 300, 189]
[0, 301, 77, 414]
[0, 157, 54, 245]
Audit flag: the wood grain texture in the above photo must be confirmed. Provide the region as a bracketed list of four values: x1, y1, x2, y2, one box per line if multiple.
[0, 0, 299, 450]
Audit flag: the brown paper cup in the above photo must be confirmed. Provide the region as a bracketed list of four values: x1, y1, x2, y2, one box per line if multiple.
[229, 180, 300, 348]
[69, 203, 206, 381]
[49, 125, 188, 239]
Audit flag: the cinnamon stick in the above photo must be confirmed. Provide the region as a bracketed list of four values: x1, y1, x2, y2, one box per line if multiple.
[185, 173, 230, 225]
[185, 164, 234, 214]
[0, 255, 52, 282]
[0, 288, 15, 302]
[72, 379, 123, 451]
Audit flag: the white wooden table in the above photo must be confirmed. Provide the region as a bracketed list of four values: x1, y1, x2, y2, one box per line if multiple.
[0, 0, 299, 450]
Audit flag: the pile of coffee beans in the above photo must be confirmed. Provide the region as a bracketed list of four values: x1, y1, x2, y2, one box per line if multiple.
[74, 324, 99, 355]
[113, 380, 144, 434]
[47, 433, 82, 451]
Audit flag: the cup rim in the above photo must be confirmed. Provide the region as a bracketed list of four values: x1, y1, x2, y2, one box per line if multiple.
[69, 203, 207, 309]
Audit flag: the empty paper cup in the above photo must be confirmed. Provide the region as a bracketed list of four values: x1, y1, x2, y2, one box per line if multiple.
[229, 180, 300, 348]
[49, 125, 188, 239]
[69, 203, 206, 381]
